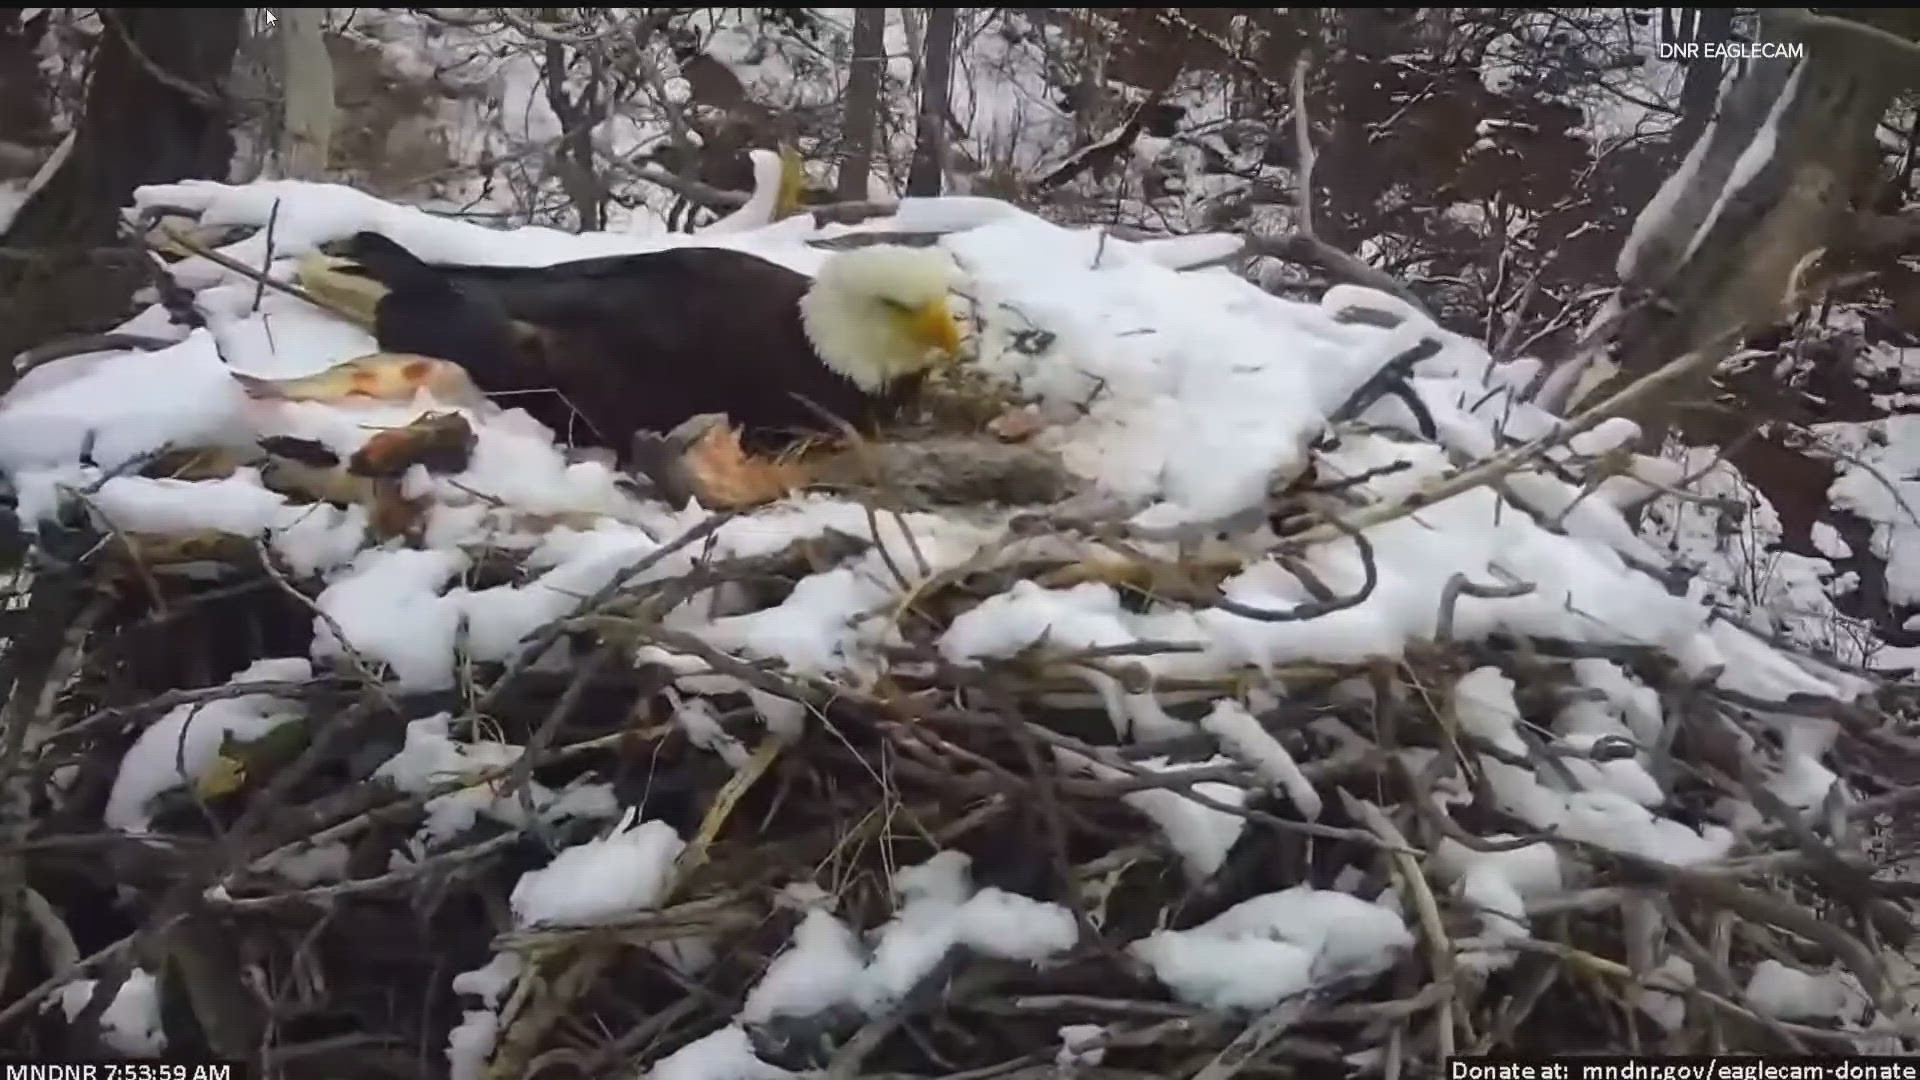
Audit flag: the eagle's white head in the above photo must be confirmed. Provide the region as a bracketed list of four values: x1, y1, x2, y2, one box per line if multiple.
[800, 245, 968, 393]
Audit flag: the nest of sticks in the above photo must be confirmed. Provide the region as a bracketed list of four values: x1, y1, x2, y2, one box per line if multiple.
[2, 206, 1919, 1080]
[3, 440, 1920, 1079]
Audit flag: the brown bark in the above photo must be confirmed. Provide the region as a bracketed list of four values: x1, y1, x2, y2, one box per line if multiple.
[1607, 16, 1902, 444]
[543, 41, 608, 232]
[836, 7, 887, 200]
[0, 9, 241, 388]
[906, 8, 956, 197]
[0, 11, 55, 154]
[1672, 7, 1734, 148]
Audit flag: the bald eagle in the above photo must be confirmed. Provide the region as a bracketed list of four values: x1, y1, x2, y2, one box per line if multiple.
[297, 232, 967, 458]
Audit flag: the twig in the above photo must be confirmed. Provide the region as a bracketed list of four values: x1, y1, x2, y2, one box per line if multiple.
[150, 222, 370, 328]
[503, 646, 613, 851]
[1345, 793, 1458, 1059]
[1283, 337, 1735, 552]
[1237, 57, 1433, 317]
[252, 197, 282, 314]
[0, 915, 186, 1033]
[1189, 994, 1314, 1080]
[1436, 572, 1537, 643]
[209, 831, 522, 912]
[1215, 520, 1378, 623]
[1326, 338, 1443, 436]
[253, 540, 399, 714]
[37, 678, 348, 749]
[478, 509, 739, 714]
[99, 10, 225, 109]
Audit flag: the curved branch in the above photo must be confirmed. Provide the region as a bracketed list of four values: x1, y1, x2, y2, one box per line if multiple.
[1215, 521, 1378, 623]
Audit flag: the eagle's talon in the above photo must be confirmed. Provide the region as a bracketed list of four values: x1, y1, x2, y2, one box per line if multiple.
[672, 419, 810, 510]
[664, 412, 735, 452]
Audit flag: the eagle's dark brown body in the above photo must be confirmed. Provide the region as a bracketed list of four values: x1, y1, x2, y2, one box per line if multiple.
[339, 232, 920, 456]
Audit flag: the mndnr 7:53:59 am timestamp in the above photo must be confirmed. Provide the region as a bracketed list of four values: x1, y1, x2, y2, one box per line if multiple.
[3, 1062, 239, 1080]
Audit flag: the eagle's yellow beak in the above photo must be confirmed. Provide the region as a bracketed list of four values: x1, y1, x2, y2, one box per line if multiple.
[907, 298, 964, 362]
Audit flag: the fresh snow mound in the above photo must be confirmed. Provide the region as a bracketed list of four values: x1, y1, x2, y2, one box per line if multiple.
[1129, 887, 1413, 1010]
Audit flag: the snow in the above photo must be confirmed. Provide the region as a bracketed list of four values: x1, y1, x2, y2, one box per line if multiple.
[1057, 1024, 1107, 1068]
[650, 1025, 794, 1080]
[1200, 699, 1322, 820]
[737, 852, 1078, 1028]
[133, 178, 833, 279]
[1431, 835, 1564, 973]
[740, 908, 868, 1025]
[33, 181, 1861, 721]
[954, 887, 1081, 961]
[1571, 658, 1665, 747]
[92, 469, 368, 576]
[0, 331, 252, 479]
[311, 522, 670, 691]
[1641, 955, 1695, 1033]
[263, 840, 351, 886]
[446, 1010, 499, 1080]
[1129, 887, 1413, 1011]
[372, 714, 621, 845]
[105, 657, 313, 833]
[1811, 521, 1852, 561]
[954, 223, 1399, 524]
[509, 808, 684, 927]
[54, 968, 167, 1058]
[1746, 960, 1869, 1023]
[1058, 747, 1249, 883]
[673, 694, 752, 769]
[1448, 668, 1735, 865]
[452, 953, 525, 1010]
[1820, 417, 1920, 606]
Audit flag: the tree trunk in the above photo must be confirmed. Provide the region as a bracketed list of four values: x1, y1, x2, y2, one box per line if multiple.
[544, 41, 608, 232]
[0, 8, 241, 389]
[1672, 7, 1734, 148]
[276, 7, 334, 180]
[906, 7, 956, 197]
[1599, 12, 1903, 445]
[0, 11, 55, 157]
[836, 7, 887, 199]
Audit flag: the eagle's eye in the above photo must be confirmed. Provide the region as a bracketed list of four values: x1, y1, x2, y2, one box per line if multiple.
[878, 297, 911, 313]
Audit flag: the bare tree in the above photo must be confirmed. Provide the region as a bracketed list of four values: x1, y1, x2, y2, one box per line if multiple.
[543, 40, 610, 232]
[276, 7, 335, 180]
[0, 9, 242, 386]
[906, 7, 956, 197]
[837, 6, 887, 199]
